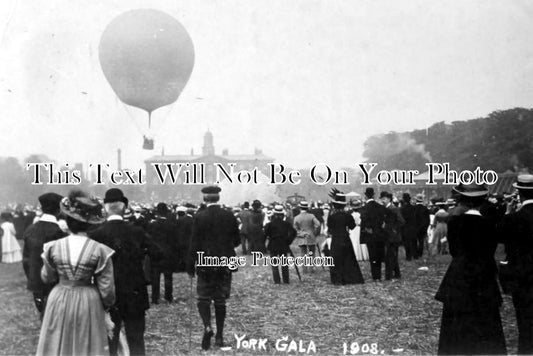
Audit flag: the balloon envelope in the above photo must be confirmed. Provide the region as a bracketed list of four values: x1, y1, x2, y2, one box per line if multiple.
[99, 9, 194, 113]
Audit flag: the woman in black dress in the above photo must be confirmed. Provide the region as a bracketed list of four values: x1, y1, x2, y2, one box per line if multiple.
[435, 183, 506, 355]
[327, 193, 364, 285]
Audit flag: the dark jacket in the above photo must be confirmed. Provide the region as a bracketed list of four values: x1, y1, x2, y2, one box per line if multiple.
[435, 213, 502, 312]
[327, 210, 356, 244]
[188, 204, 240, 273]
[359, 200, 388, 244]
[414, 203, 430, 238]
[175, 214, 193, 272]
[89, 219, 162, 317]
[385, 204, 405, 244]
[498, 203, 533, 293]
[147, 216, 178, 272]
[264, 217, 296, 254]
[22, 219, 65, 292]
[400, 202, 417, 240]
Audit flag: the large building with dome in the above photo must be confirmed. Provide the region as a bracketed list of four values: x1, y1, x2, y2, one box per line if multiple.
[144, 131, 275, 201]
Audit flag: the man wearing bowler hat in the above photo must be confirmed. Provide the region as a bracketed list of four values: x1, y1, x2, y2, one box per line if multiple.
[498, 174, 533, 354]
[89, 188, 161, 356]
[293, 200, 321, 273]
[147, 202, 179, 304]
[187, 185, 240, 350]
[22, 192, 66, 319]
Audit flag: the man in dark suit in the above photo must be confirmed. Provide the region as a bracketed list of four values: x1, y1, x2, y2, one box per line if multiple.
[175, 206, 193, 273]
[89, 188, 161, 356]
[147, 202, 178, 304]
[498, 175, 533, 354]
[414, 194, 430, 259]
[360, 188, 388, 281]
[264, 205, 296, 284]
[22, 192, 65, 319]
[187, 185, 240, 350]
[380, 192, 405, 280]
[400, 193, 417, 261]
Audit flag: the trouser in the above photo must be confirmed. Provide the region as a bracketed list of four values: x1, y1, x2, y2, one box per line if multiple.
[385, 242, 401, 280]
[299, 245, 316, 273]
[415, 232, 426, 258]
[197, 269, 231, 339]
[513, 290, 533, 354]
[366, 241, 385, 280]
[403, 237, 417, 261]
[240, 233, 249, 255]
[270, 251, 289, 284]
[109, 309, 146, 356]
[151, 267, 173, 302]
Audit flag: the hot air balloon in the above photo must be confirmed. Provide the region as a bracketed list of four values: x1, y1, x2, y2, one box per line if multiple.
[99, 9, 194, 149]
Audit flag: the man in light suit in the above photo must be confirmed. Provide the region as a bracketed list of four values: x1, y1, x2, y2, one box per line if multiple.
[293, 201, 321, 273]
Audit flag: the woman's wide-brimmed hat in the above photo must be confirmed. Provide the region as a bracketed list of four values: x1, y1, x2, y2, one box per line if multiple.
[452, 183, 489, 197]
[513, 174, 533, 190]
[60, 190, 105, 224]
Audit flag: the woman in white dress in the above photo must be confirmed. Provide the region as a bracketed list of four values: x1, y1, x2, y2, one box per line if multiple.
[349, 201, 369, 261]
[1, 212, 22, 263]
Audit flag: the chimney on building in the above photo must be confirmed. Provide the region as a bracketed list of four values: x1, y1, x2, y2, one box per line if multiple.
[254, 148, 262, 155]
[222, 148, 228, 156]
[190, 148, 194, 156]
[117, 149, 122, 171]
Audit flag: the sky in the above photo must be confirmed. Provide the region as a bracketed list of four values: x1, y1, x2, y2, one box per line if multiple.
[1, 0, 533, 171]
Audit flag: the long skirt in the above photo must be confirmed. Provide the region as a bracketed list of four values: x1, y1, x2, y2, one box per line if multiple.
[350, 226, 369, 261]
[438, 303, 506, 355]
[37, 284, 109, 355]
[330, 239, 364, 285]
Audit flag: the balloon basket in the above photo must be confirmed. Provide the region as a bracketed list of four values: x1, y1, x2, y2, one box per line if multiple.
[143, 136, 154, 150]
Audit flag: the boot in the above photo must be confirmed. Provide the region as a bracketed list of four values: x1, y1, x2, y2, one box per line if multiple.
[214, 303, 226, 347]
[198, 301, 213, 350]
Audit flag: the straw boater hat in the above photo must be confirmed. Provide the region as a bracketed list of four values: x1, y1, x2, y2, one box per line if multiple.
[273, 205, 285, 215]
[513, 174, 533, 190]
[452, 183, 489, 197]
[446, 198, 456, 206]
[415, 194, 424, 203]
[298, 200, 309, 209]
[350, 200, 363, 209]
[60, 190, 104, 224]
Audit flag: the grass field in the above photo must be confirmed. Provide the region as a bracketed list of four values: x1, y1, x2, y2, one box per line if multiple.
[0, 248, 520, 355]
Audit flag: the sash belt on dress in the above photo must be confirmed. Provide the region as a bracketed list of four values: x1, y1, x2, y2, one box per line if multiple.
[59, 278, 92, 287]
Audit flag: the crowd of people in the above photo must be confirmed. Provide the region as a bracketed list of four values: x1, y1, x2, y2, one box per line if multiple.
[1, 175, 533, 355]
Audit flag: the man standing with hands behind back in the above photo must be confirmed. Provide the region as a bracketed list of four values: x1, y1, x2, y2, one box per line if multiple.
[187, 185, 241, 350]
[360, 188, 388, 281]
